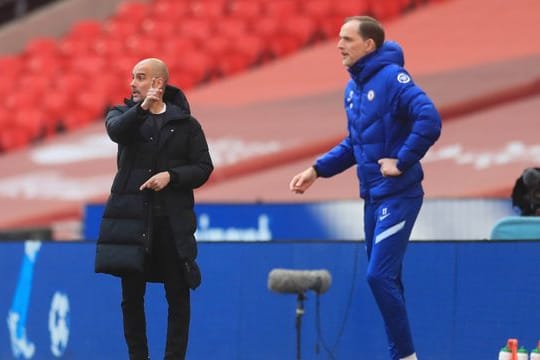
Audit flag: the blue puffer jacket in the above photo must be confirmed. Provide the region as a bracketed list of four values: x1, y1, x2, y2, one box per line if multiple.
[315, 41, 441, 201]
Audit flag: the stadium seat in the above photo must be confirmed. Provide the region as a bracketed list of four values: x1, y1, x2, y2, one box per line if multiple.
[124, 34, 161, 58]
[0, 127, 30, 151]
[24, 53, 62, 74]
[59, 36, 93, 57]
[151, 0, 191, 20]
[103, 18, 140, 41]
[231, 34, 266, 65]
[60, 109, 99, 131]
[42, 91, 68, 134]
[24, 37, 59, 58]
[489, 216, 540, 240]
[70, 54, 105, 75]
[114, 1, 150, 24]
[220, 17, 248, 39]
[177, 18, 213, 41]
[67, 20, 103, 42]
[228, 0, 263, 20]
[368, 0, 402, 20]
[91, 36, 126, 57]
[301, 0, 333, 22]
[333, 0, 370, 17]
[0, 55, 24, 78]
[190, 0, 227, 19]
[15, 109, 46, 139]
[0, 110, 8, 130]
[264, 0, 299, 18]
[282, 15, 318, 45]
[173, 50, 213, 85]
[140, 18, 176, 41]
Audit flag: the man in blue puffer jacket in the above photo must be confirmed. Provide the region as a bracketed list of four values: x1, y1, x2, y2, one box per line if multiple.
[290, 16, 441, 360]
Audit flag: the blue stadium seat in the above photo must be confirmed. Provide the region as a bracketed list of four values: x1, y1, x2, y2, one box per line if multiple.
[490, 216, 540, 240]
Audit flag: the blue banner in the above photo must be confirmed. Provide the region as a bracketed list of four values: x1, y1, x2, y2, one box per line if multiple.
[1, 240, 540, 359]
[83, 199, 514, 241]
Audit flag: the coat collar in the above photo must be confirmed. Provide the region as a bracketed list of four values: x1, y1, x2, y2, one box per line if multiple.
[347, 41, 405, 84]
[123, 84, 191, 120]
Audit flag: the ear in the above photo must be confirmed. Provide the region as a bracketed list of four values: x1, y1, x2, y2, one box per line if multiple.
[154, 77, 165, 89]
[366, 38, 376, 52]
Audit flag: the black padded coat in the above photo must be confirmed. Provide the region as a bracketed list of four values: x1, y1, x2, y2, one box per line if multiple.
[95, 85, 213, 281]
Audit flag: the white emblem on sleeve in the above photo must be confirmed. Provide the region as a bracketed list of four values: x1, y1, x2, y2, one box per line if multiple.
[397, 73, 411, 84]
[367, 90, 375, 101]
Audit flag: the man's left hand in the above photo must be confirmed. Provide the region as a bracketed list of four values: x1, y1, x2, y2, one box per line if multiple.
[378, 158, 402, 177]
[140, 171, 171, 191]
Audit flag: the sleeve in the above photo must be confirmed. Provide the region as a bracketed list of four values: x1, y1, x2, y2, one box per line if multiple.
[168, 118, 214, 189]
[393, 72, 442, 172]
[314, 136, 356, 178]
[105, 104, 147, 144]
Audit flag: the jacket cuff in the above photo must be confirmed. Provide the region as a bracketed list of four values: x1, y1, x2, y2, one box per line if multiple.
[312, 165, 320, 178]
[136, 104, 149, 116]
[167, 170, 177, 185]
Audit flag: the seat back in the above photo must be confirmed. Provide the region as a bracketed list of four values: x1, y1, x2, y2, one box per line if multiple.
[490, 216, 540, 240]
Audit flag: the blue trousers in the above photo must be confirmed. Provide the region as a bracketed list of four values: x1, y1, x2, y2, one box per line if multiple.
[364, 196, 422, 360]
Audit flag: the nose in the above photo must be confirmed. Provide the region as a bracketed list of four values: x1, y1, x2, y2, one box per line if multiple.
[337, 39, 344, 49]
[130, 78, 136, 87]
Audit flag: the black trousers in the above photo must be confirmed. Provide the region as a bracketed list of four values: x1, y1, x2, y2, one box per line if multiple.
[121, 217, 190, 360]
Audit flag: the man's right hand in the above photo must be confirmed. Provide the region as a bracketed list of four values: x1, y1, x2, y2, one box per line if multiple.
[140, 77, 163, 110]
[289, 167, 318, 194]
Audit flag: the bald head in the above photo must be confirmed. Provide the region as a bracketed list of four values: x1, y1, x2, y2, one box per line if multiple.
[130, 58, 170, 103]
[134, 58, 169, 84]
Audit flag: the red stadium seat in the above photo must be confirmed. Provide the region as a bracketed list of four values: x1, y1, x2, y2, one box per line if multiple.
[177, 18, 214, 41]
[253, 16, 280, 40]
[228, 0, 263, 20]
[114, 1, 150, 24]
[15, 109, 46, 139]
[110, 54, 142, 78]
[217, 52, 251, 76]
[73, 88, 107, 124]
[24, 53, 63, 74]
[61, 109, 98, 131]
[92, 36, 126, 58]
[59, 36, 93, 57]
[202, 36, 230, 58]
[151, 0, 192, 21]
[220, 17, 248, 39]
[231, 34, 266, 65]
[282, 15, 318, 45]
[264, 0, 299, 17]
[56, 73, 86, 96]
[70, 55, 106, 75]
[163, 38, 195, 55]
[124, 34, 161, 59]
[103, 18, 141, 40]
[190, 0, 227, 19]
[68, 20, 103, 42]
[174, 50, 213, 84]
[140, 18, 177, 41]
[0, 110, 9, 129]
[24, 37, 59, 58]
[0, 127, 30, 151]
[333, 0, 370, 16]
[301, 0, 333, 21]
[42, 91, 68, 132]
[368, 0, 402, 20]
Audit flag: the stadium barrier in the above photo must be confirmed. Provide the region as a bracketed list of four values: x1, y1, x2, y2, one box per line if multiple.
[1, 240, 539, 359]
